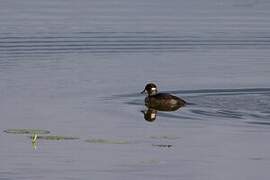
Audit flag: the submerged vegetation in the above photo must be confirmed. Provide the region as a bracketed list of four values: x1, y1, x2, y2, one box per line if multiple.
[4, 129, 79, 140]
[85, 138, 129, 144]
[4, 128, 175, 148]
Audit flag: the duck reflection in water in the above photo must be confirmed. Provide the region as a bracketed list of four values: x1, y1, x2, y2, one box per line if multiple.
[141, 83, 186, 122]
[141, 108, 158, 122]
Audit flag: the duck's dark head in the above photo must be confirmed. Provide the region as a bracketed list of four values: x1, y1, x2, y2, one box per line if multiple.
[141, 83, 158, 96]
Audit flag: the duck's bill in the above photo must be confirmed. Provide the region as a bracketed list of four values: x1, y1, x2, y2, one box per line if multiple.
[140, 89, 146, 94]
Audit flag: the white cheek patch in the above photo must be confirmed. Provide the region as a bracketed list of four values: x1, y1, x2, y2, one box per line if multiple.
[151, 87, 157, 91]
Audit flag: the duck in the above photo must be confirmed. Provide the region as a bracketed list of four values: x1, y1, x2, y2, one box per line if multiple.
[141, 83, 186, 111]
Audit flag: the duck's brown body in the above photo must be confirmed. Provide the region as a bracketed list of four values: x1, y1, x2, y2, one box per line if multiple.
[145, 93, 186, 111]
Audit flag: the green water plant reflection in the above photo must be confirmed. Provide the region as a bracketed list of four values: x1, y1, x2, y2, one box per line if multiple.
[31, 134, 38, 150]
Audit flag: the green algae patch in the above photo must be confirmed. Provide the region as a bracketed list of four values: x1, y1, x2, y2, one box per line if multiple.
[30, 135, 79, 141]
[4, 129, 50, 135]
[85, 138, 129, 144]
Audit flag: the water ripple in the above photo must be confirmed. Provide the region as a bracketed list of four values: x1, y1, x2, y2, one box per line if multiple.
[112, 87, 270, 125]
[1, 32, 270, 56]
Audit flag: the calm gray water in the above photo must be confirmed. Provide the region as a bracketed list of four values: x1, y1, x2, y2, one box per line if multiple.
[1, 0, 270, 179]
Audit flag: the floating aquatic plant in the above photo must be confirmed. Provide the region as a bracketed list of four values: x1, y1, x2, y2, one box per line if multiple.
[29, 135, 79, 141]
[4, 129, 50, 135]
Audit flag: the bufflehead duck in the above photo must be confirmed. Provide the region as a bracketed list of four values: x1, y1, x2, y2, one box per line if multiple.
[141, 83, 186, 111]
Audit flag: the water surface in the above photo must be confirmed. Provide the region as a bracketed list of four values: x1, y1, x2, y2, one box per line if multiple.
[1, 0, 270, 180]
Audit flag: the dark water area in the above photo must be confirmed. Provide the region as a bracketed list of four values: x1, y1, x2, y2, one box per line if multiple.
[1, 0, 270, 180]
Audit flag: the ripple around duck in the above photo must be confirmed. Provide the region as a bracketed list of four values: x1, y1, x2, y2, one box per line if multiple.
[169, 87, 270, 96]
[111, 88, 270, 99]
[114, 87, 270, 125]
[156, 111, 196, 120]
[190, 109, 243, 119]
